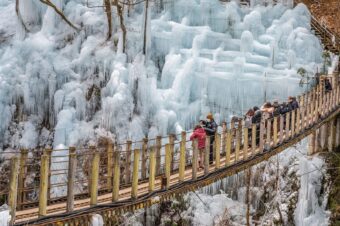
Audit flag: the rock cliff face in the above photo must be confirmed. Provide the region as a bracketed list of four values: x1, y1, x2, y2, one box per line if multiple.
[307, 0, 340, 36]
[327, 146, 340, 225]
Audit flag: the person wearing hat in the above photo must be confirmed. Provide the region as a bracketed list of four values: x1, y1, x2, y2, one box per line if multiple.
[288, 96, 299, 110]
[204, 113, 217, 164]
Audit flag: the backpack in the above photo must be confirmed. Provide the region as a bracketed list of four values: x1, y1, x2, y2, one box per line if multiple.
[244, 116, 252, 128]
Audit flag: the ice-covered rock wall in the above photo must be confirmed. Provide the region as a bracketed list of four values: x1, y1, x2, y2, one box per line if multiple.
[126, 140, 331, 226]
[0, 0, 323, 151]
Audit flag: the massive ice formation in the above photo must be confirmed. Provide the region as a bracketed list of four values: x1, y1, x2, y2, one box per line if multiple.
[0, 0, 324, 151]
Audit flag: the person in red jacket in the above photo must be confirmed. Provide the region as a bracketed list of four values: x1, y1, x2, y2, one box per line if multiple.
[190, 124, 206, 170]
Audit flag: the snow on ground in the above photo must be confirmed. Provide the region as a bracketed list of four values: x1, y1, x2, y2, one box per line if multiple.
[0, 204, 10, 226]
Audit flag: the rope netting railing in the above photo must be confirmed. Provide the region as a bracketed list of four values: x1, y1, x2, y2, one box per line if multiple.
[1, 76, 339, 224]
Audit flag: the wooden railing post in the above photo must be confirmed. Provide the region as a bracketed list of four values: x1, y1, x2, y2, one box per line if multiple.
[112, 151, 120, 202]
[204, 136, 210, 175]
[303, 100, 307, 128]
[66, 147, 77, 212]
[291, 109, 296, 137]
[226, 130, 232, 166]
[38, 153, 49, 217]
[273, 116, 278, 146]
[165, 144, 171, 189]
[131, 149, 140, 199]
[314, 86, 320, 122]
[235, 127, 240, 161]
[141, 138, 148, 179]
[192, 139, 198, 180]
[215, 133, 221, 169]
[17, 149, 28, 210]
[179, 131, 186, 182]
[319, 83, 323, 117]
[125, 141, 132, 184]
[169, 134, 175, 172]
[243, 127, 248, 160]
[310, 92, 315, 126]
[259, 118, 265, 151]
[285, 112, 291, 140]
[221, 122, 227, 156]
[149, 147, 156, 191]
[279, 115, 284, 143]
[107, 141, 113, 190]
[251, 124, 256, 155]
[155, 136, 162, 175]
[328, 119, 337, 152]
[45, 148, 52, 203]
[90, 147, 100, 206]
[336, 118, 340, 148]
[8, 156, 19, 225]
[266, 119, 272, 149]
[296, 108, 301, 134]
[308, 131, 316, 155]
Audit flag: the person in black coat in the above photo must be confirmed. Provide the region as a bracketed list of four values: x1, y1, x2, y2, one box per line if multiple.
[204, 113, 217, 164]
[325, 78, 332, 92]
[288, 96, 299, 110]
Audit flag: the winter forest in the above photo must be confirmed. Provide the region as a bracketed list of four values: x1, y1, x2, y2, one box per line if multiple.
[0, 0, 340, 225]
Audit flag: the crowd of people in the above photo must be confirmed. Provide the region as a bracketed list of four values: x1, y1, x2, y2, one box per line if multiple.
[189, 78, 333, 170]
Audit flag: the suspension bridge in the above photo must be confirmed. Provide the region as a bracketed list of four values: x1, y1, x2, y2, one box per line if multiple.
[1, 0, 340, 225]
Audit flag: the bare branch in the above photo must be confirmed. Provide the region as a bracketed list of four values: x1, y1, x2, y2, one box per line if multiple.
[40, 0, 80, 32]
[15, 0, 29, 33]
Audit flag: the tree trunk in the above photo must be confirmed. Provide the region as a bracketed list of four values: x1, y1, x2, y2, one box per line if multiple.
[143, 0, 149, 55]
[114, 0, 126, 53]
[104, 0, 112, 41]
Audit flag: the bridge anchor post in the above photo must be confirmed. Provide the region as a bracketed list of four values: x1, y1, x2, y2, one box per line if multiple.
[90, 147, 100, 206]
[38, 153, 49, 217]
[112, 151, 120, 201]
[132, 149, 140, 199]
[17, 149, 28, 210]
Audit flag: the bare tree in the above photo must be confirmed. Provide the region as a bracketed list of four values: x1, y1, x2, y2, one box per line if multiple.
[104, 0, 112, 40]
[40, 0, 80, 32]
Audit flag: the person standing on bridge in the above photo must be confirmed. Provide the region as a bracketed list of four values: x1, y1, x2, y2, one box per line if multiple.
[288, 96, 299, 110]
[204, 113, 217, 164]
[190, 124, 206, 170]
[325, 78, 332, 92]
